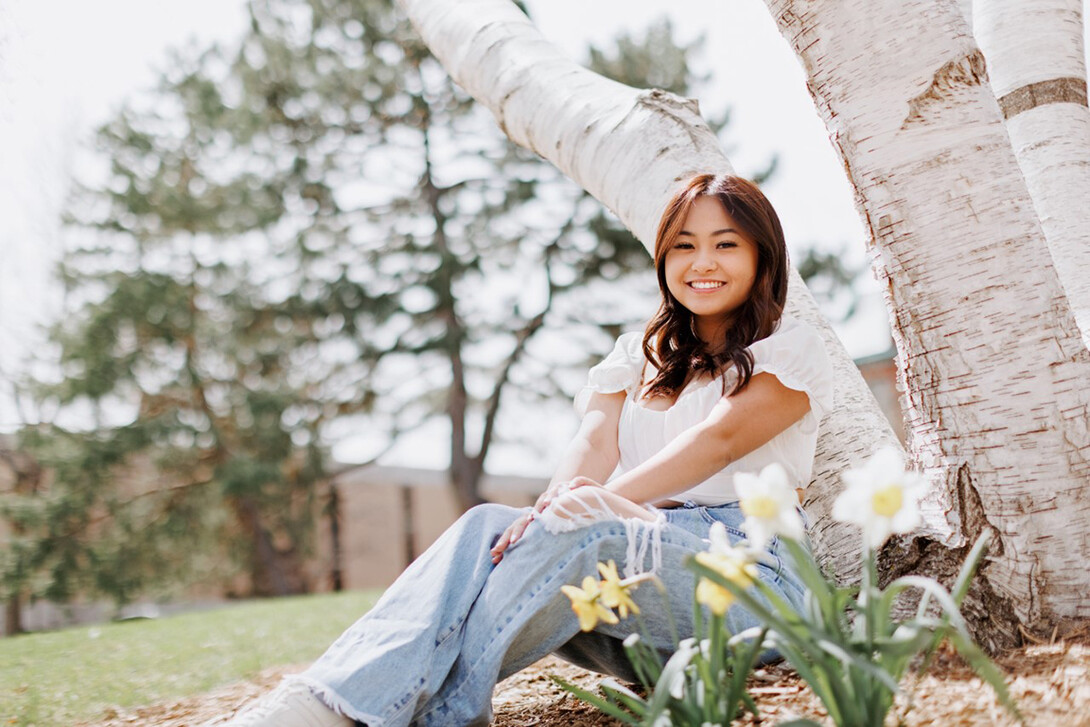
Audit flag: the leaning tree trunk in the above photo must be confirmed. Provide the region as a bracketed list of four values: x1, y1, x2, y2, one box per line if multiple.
[760, 0, 1090, 646]
[393, 0, 900, 589]
[973, 0, 1090, 346]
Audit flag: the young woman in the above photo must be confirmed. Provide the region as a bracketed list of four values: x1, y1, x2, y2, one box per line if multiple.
[212, 173, 833, 727]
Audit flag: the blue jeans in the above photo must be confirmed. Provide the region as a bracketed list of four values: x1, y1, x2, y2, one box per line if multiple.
[295, 501, 805, 727]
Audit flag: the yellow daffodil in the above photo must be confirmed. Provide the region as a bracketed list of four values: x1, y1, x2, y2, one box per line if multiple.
[597, 560, 640, 619]
[694, 524, 758, 616]
[561, 576, 619, 631]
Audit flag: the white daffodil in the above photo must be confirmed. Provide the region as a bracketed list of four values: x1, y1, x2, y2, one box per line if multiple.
[832, 446, 927, 549]
[734, 463, 805, 550]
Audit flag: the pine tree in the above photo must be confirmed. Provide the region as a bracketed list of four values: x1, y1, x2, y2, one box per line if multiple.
[5, 1, 726, 607]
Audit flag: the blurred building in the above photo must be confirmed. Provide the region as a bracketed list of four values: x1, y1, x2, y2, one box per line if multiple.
[320, 465, 544, 590]
[853, 347, 905, 443]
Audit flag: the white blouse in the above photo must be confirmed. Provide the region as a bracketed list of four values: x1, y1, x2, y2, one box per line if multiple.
[573, 316, 834, 506]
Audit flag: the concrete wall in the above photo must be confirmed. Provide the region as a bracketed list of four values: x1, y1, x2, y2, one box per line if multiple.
[329, 467, 543, 590]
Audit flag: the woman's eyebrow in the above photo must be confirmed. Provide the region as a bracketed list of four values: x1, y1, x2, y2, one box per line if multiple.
[677, 228, 740, 237]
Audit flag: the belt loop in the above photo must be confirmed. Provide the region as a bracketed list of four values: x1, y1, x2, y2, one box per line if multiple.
[796, 504, 811, 530]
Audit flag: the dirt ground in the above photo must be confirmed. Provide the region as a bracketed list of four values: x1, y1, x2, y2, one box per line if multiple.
[79, 638, 1090, 727]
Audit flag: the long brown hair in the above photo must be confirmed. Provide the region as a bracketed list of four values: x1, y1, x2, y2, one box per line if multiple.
[641, 174, 789, 399]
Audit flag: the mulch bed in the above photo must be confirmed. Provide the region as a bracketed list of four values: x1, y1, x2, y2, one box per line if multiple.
[79, 639, 1090, 726]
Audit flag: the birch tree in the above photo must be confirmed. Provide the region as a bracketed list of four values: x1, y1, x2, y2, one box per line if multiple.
[758, 0, 1090, 648]
[395, 0, 1090, 648]
[392, 0, 899, 612]
[971, 0, 1090, 345]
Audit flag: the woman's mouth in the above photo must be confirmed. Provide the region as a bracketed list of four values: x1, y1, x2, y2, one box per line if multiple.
[688, 280, 725, 290]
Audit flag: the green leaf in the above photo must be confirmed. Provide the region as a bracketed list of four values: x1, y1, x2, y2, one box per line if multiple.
[645, 640, 699, 718]
[550, 676, 641, 725]
[599, 678, 648, 714]
[946, 631, 1023, 722]
[952, 531, 992, 606]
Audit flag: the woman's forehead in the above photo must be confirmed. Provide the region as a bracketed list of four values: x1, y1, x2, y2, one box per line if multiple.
[681, 197, 738, 230]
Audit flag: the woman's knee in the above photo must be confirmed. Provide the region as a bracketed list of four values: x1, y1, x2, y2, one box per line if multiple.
[453, 502, 522, 537]
[462, 501, 518, 519]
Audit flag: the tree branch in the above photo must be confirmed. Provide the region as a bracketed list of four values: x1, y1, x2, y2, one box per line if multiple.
[473, 213, 575, 469]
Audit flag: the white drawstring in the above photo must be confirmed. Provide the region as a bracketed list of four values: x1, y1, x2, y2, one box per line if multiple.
[534, 486, 665, 578]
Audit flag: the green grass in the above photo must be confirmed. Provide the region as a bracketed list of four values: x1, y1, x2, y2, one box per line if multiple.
[0, 589, 382, 727]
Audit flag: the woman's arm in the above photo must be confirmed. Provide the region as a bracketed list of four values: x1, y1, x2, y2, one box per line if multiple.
[546, 390, 625, 487]
[490, 389, 625, 562]
[603, 372, 810, 505]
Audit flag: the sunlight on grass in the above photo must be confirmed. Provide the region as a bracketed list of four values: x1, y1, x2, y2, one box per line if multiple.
[0, 589, 382, 727]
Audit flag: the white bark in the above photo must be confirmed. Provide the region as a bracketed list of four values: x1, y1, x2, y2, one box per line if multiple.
[393, 0, 900, 580]
[957, 0, 972, 25]
[973, 0, 1090, 346]
[761, 0, 1090, 630]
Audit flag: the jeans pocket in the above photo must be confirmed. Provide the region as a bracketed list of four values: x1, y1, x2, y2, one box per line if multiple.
[698, 505, 791, 585]
[755, 549, 786, 585]
[696, 505, 747, 543]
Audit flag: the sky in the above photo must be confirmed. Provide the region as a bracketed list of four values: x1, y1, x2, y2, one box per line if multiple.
[4, 0, 1079, 469]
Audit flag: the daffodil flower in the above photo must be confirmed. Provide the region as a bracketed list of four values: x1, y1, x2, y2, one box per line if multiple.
[695, 523, 758, 616]
[832, 446, 927, 549]
[734, 462, 805, 550]
[597, 560, 640, 619]
[561, 576, 620, 632]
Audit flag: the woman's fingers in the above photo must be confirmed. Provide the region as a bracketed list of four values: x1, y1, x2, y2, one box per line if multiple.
[509, 512, 532, 544]
[534, 478, 599, 515]
[490, 513, 533, 563]
[533, 492, 550, 513]
[535, 482, 564, 512]
[490, 525, 514, 561]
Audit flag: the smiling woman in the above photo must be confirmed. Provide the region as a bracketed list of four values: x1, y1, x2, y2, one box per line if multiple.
[664, 197, 759, 341]
[204, 175, 831, 727]
[642, 174, 791, 403]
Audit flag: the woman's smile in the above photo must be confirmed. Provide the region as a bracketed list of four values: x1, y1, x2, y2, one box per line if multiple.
[687, 279, 726, 291]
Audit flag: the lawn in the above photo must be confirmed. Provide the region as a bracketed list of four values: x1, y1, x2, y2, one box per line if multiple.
[0, 589, 382, 727]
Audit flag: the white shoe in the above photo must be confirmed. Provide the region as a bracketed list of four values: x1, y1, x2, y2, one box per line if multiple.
[212, 680, 355, 727]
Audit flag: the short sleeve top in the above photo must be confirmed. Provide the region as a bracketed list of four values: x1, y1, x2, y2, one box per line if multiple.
[573, 316, 834, 506]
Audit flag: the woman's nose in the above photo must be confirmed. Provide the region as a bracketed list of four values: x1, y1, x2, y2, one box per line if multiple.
[691, 251, 717, 272]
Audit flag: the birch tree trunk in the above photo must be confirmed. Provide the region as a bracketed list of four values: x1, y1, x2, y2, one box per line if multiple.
[973, 0, 1090, 346]
[393, 0, 900, 592]
[760, 0, 1090, 646]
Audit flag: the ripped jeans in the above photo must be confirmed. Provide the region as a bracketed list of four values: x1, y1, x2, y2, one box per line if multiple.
[294, 500, 806, 727]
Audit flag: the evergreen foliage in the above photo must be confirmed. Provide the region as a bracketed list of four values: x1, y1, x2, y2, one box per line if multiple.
[2, 1, 730, 611]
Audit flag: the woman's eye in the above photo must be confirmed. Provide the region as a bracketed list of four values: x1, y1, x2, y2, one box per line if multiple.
[716, 241, 738, 249]
[673, 242, 694, 250]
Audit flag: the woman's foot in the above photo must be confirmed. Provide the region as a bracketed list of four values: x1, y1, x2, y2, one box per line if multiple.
[209, 680, 355, 727]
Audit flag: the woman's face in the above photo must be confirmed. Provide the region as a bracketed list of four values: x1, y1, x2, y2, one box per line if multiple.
[664, 196, 759, 344]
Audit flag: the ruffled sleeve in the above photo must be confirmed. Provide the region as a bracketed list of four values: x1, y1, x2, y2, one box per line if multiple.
[749, 317, 834, 432]
[574, 331, 645, 417]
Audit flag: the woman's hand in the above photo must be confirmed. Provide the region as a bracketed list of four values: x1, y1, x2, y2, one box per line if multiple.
[490, 477, 603, 564]
[490, 510, 534, 564]
[532, 476, 601, 516]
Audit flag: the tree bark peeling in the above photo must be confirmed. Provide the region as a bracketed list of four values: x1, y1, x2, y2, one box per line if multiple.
[903, 50, 988, 127]
[999, 77, 1090, 118]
